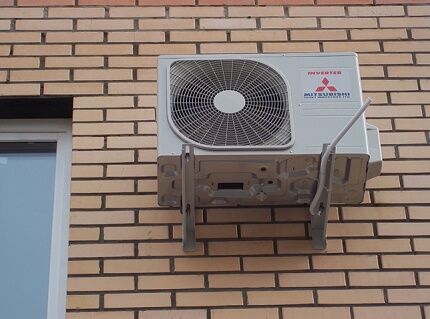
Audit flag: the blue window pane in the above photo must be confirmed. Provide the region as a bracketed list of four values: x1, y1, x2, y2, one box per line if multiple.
[0, 145, 56, 319]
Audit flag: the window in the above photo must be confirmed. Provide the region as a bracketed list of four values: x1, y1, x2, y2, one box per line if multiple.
[0, 119, 72, 319]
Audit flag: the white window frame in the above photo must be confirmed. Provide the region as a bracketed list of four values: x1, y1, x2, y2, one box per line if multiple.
[0, 119, 72, 319]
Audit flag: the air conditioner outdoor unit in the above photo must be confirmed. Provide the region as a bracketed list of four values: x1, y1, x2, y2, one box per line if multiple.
[157, 53, 382, 251]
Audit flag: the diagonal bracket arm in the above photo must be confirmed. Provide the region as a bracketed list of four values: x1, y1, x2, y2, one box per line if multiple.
[310, 143, 336, 250]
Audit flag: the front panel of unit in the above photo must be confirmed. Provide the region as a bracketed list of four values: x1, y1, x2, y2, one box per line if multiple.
[157, 53, 368, 157]
[158, 154, 369, 208]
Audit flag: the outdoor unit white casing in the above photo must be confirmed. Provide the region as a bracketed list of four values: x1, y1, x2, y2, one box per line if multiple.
[157, 53, 382, 250]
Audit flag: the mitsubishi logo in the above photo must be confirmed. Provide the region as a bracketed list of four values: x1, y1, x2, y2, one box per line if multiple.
[315, 77, 337, 92]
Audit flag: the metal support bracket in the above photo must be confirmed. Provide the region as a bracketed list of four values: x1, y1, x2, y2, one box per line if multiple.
[310, 143, 336, 250]
[181, 144, 196, 252]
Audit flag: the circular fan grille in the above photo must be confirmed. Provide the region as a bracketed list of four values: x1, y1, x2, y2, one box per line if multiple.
[170, 59, 291, 148]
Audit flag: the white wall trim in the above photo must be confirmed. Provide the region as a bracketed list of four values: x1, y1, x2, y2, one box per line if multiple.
[0, 119, 72, 319]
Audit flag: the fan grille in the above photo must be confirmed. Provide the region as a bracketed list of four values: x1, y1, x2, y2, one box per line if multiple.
[170, 59, 292, 148]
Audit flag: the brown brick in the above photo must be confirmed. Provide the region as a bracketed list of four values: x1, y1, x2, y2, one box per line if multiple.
[413, 29, 430, 39]
[74, 122, 133, 136]
[107, 108, 154, 121]
[107, 164, 156, 178]
[71, 165, 104, 178]
[363, 79, 418, 91]
[69, 243, 134, 258]
[206, 207, 271, 223]
[46, 31, 103, 43]
[0, 57, 39, 68]
[358, 53, 412, 65]
[0, 83, 39, 96]
[67, 295, 99, 310]
[212, 308, 278, 319]
[177, 292, 243, 307]
[14, 44, 71, 56]
[383, 255, 430, 269]
[110, 7, 165, 17]
[0, 32, 40, 43]
[68, 277, 134, 292]
[139, 19, 195, 30]
[414, 238, 430, 252]
[0, 70, 6, 82]
[327, 223, 374, 237]
[384, 41, 430, 52]
[0, 20, 11, 30]
[349, 5, 404, 16]
[388, 288, 430, 303]
[408, 5, 430, 16]
[209, 240, 273, 255]
[231, 30, 287, 41]
[105, 226, 168, 240]
[108, 82, 156, 95]
[138, 275, 204, 290]
[247, 290, 313, 305]
[46, 56, 103, 68]
[108, 31, 164, 43]
[381, 17, 430, 28]
[140, 310, 206, 319]
[388, 66, 429, 78]
[70, 210, 134, 225]
[201, 42, 258, 53]
[380, 132, 426, 145]
[354, 306, 421, 319]
[0, 45, 10, 55]
[139, 242, 204, 256]
[228, 6, 284, 17]
[378, 222, 430, 236]
[49, 7, 104, 18]
[170, 31, 226, 42]
[352, 29, 407, 40]
[67, 312, 134, 319]
[321, 17, 377, 28]
[0, 8, 44, 18]
[73, 150, 134, 164]
[261, 17, 317, 28]
[290, 6, 345, 16]
[139, 43, 196, 55]
[420, 272, 430, 283]
[241, 223, 305, 238]
[173, 224, 237, 239]
[346, 239, 411, 253]
[283, 307, 350, 319]
[278, 239, 343, 254]
[319, 289, 384, 304]
[18, 0, 74, 4]
[292, 29, 347, 40]
[200, 18, 256, 29]
[365, 175, 400, 189]
[74, 96, 134, 109]
[104, 259, 170, 274]
[139, 209, 203, 224]
[68, 260, 100, 275]
[398, 147, 430, 159]
[324, 41, 380, 52]
[105, 293, 171, 308]
[137, 121, 157, 134]
[403, 175, 430, 188]
[75, 44, 133, 56]
[107, 136, 156, 148]
[243, 256, 309, 271]
[138, 179, 158, 192]
[79, 0, 134, 4]
[342, 207, 406, 220]
[349, 271, 416, 287]
[106, 194, 158, 208]
[77, 19, 133, 31]
[16, 19, 72, 30]
[73, 110, 104, 123]
[209, 273, 275, 288]
[375, 191, 430, 204]
[409, 206, 430, 220]
[279, 272, 346, 287]
[313, 255, 378, 270]
[70, 195, 101, 209]
[74, 69, 133, 81]
[10, 69, 69, 82]
[174, 257, 240, 272]
[170, 6, 224, 17]
[139, 0, 194, 4]
[69, 227, 100, 241]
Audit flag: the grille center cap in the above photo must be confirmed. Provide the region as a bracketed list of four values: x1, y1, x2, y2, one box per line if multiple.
[213, 90, 245, 114]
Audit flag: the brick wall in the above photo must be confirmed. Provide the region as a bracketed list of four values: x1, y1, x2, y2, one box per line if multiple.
[1, 0, 430, 318]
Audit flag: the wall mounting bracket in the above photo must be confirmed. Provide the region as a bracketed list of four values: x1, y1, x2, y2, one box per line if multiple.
[181, 144, 196, 251]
